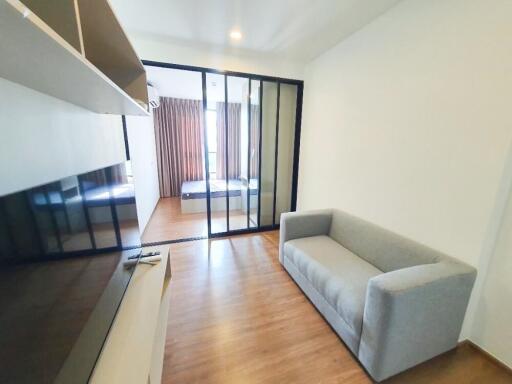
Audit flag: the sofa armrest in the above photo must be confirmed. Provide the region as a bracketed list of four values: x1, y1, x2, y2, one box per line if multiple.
[359, 261, 476, 381]
[279, 210, 333, 264]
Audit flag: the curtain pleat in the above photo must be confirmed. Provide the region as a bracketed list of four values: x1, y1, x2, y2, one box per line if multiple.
[250, 104, 260, 179]
[216, 102, 241, 180]
[153, 97, 204, 197]
[216, 102, 261, 180]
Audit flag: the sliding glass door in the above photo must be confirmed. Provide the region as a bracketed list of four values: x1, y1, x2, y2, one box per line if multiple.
[204, 72, 227, 235]
[249, 79, 260, 229]
[202, 70, 302, 237]
[140, 60, 302, 242]
[274, 83, 298, 224]
[258, 81, 277, 228]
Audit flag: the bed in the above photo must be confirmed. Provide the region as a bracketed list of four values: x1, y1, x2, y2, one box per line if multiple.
[181, 179, 258, 213]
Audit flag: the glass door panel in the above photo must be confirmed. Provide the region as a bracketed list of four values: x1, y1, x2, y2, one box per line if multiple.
[274, 83, 298, 224]
[205, 72, 227, 234]
[249, 79, 260, 228]
[202, 71, 301, 236]
[227, 76, 249, 231]
[259, 81, 278, 227]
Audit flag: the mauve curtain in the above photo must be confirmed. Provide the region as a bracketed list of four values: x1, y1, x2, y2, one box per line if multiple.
[216, 102, 241, 180]
[153, 97, 204, 197]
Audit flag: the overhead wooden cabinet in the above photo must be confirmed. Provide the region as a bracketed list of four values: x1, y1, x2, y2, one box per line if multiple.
[0, 0, 149, 115]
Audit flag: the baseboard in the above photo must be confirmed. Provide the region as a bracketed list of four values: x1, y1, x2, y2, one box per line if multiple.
[458, 340, 512, 373]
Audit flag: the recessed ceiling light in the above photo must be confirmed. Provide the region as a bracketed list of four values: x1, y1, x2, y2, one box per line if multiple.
[229, 30, 242, 40]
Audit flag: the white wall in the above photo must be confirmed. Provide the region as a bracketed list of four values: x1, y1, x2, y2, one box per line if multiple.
[130, 33, 305, 80]
[471, 195, 512, 366]
[0, 77, 159, 238]
[0, 78, 126, 196]
[468, 151, 512, 367]
[298, 0, 512, 363]
[125, 113, 160, 234]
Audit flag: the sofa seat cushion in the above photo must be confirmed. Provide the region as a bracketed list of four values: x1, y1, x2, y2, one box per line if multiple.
[284, 235, 382, 335]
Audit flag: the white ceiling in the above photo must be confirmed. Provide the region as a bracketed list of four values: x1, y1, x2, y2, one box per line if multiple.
[146, 65, 253, 103]
[110, 0, 401, 61]
[146, 66, 202, 99]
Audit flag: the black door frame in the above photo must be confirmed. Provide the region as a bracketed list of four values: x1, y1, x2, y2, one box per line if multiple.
[142, 60, 304, 239]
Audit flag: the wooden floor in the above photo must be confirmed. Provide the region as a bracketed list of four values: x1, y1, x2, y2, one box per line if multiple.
[142, 197, 250, 243]
[162, 231, 512, 383]
[142, 197, 207, 243]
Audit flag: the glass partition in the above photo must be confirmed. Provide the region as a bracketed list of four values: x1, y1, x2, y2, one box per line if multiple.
[206, 72, 227, 234]
[161, 64, 303, 237]
[249, 79, 261, 228]
[274, 83, 297, 224]
[226, 75, 249, 231]
[259, 81, 278, 227]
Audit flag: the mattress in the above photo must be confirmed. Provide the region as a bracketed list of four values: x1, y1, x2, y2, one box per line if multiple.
[181, 179, 258, 200]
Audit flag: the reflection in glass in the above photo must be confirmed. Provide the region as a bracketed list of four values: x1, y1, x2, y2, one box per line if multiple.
[109, 162, 140, 248]
[0, 191, 47, 260]
[26, 186, 60, 254]
[0, 161, 141, 263]
[79, 168, 117, 249]
[47, 178, 93, 253]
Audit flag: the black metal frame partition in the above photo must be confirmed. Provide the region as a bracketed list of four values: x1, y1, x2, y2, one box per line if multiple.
[143, 60, 304, 239]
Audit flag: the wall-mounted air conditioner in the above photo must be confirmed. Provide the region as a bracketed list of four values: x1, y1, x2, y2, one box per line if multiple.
[147, 83, 160, 109]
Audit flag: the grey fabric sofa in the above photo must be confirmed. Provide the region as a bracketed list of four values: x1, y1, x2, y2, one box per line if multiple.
[279, 209, 476, 382]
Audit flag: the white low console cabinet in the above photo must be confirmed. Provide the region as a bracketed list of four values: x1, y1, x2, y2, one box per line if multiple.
[91, 245, 171, 384]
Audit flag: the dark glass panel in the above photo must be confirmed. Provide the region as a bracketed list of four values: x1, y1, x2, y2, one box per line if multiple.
[249, 79, 260, 228]
[206, 72, 228, 234]
[259, 81, 278, 227]
[0, 161, 141, 384]
[108, 162, 140, 249]
[79, 168, 117, 249]
[274, 83, 298, 224]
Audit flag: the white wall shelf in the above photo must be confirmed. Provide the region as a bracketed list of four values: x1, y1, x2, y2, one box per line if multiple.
[0, 0, 149, 116]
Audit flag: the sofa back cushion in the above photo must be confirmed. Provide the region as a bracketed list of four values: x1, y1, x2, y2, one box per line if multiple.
[328, 210, 443, 272]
